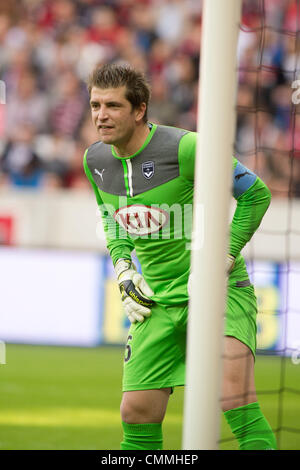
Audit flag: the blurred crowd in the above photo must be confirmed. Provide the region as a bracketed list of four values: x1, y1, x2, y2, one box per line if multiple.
[0, 0, 299, 197]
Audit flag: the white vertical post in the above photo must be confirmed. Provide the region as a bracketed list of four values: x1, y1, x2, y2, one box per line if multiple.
[182, 0, 241, 450]
[0, 341, 6, 364]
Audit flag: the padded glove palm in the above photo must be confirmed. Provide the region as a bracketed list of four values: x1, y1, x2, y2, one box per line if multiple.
[115, 259, 154, 323]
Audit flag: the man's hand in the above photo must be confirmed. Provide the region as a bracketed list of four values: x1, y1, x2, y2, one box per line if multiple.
[226, 254, 236, 274]
[115, 259, 154, 323]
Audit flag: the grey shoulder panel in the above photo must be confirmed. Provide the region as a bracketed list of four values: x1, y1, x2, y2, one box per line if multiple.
[85, 126, 189, 197]
[85, 141, 127, 196]
[131, 125, 189, 195]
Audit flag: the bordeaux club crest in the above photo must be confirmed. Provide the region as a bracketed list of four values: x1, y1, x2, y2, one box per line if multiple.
[142, 161, 155, 179]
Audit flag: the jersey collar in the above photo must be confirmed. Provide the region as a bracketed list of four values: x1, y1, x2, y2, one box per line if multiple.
[111, 122, 157, 160]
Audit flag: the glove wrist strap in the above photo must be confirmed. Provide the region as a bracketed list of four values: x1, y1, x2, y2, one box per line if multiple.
[115, 258, 132, 279]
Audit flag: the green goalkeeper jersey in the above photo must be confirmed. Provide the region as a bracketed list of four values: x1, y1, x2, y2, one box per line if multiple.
[83, 123, 271, 306]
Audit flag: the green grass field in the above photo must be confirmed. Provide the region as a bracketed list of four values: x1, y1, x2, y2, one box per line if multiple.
[0, 344, 299, 450]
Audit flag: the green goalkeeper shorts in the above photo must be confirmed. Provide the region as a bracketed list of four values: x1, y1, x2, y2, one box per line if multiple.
[122, 282, 257, 392]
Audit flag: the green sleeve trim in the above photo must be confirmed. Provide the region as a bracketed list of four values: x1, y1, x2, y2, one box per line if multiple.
[121, 159, 130, 197]
[83, 148, 92, 182]
[178, 132, 197, 181]
[83, 148, 103, 206]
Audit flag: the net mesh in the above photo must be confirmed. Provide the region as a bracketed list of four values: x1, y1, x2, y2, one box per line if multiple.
[219, 0, 300, 449]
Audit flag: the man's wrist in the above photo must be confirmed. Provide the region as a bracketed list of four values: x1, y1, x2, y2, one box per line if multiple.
[114, 258, 132, 279]
[227, 254, 236, 274]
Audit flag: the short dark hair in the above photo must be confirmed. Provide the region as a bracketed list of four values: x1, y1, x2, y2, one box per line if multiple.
[87, 63, 151, 123]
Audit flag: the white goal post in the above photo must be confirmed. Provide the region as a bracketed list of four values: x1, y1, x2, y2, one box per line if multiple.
[182, 0, 242, 450]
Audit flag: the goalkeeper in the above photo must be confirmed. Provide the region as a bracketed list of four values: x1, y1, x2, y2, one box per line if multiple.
[84, 64, 277, 450]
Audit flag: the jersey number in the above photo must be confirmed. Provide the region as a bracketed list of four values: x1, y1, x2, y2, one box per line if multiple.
[124, 335, 133, 363]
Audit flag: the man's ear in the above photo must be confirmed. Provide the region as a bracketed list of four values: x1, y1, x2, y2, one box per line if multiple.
[135, 102, 147, 123]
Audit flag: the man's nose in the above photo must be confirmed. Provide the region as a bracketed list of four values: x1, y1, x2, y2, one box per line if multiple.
[97, 106, 108, 120]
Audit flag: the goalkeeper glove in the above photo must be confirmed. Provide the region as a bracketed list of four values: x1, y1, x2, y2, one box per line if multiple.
[115, 258, 154, 323]
[226, 254, 236, 274]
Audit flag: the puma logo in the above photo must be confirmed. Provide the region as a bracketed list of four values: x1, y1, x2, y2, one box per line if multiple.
[235, 171, 251, 180]
[94, 168, 105, 181]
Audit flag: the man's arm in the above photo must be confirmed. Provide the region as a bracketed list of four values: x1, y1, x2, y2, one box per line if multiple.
[83, 149, 154, 323]
[178, 133, 271, 267]
[230, 158, 272, 258]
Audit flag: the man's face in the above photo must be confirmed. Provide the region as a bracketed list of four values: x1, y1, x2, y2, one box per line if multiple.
[90, 85, 144, 146]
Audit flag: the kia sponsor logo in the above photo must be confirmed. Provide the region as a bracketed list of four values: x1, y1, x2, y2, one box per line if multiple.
[114, 204, 169, 235]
